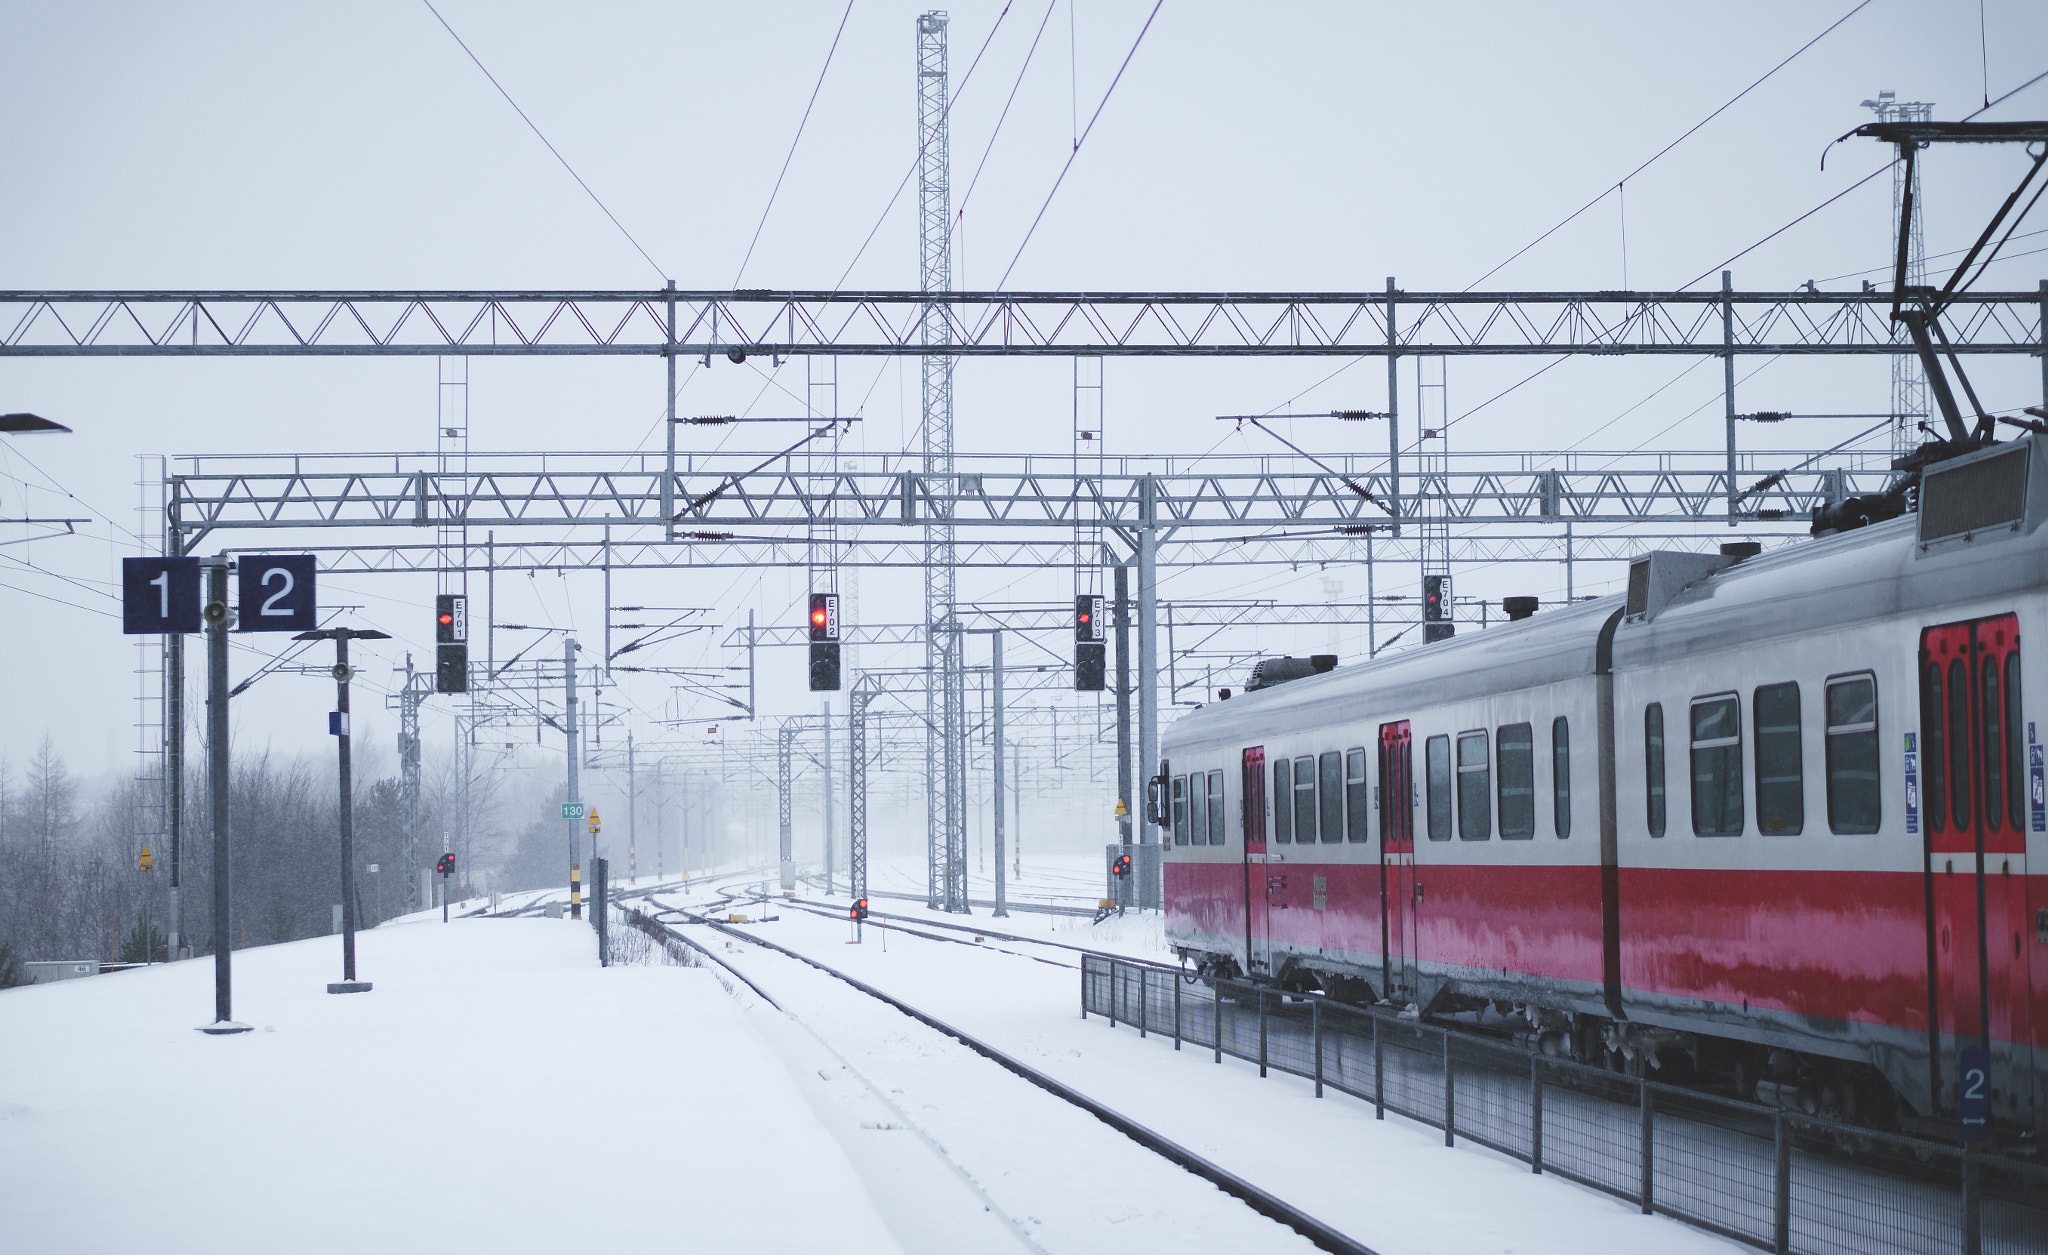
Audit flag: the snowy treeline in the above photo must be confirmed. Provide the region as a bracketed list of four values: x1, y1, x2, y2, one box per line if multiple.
[0, 737, 563, 977]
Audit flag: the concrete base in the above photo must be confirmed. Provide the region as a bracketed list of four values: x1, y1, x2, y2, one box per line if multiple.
[325, 981, 373, 994]
[196, 1020, 254, 1035]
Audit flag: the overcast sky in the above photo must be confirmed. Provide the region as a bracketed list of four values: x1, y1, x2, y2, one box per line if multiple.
[2, 0, 2043, 801]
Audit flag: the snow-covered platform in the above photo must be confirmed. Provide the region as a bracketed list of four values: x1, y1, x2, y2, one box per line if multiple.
[0, 915, 907, 1254]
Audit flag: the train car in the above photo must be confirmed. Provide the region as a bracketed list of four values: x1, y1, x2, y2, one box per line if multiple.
[1161, 432, 2048, 1141]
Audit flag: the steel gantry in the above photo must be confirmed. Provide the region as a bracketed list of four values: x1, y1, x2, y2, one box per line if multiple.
[5, 287, 2041, 357]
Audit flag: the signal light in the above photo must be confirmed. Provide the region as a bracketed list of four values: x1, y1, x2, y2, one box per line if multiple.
[808, 592, 842, 691]
[435, 594, 467, 644]
[436, 853, 455, 876]
[1422, 575, 1448, 622]
[849, 897, 869, 921]
[1075, 593, 1107, 691]
[1111, 853, 1133, 878]
[1074, 594, 1105, 644]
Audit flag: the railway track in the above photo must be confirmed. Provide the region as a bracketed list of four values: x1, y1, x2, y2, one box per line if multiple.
[632, 889, 1381, 1255]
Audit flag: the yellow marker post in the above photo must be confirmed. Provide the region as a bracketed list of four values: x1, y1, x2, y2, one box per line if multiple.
[570, 864, 582, 920]
[138, 846, 154, 873]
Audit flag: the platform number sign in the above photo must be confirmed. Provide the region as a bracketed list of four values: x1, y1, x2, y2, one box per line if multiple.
[236, 555, 318, 632]
[122, 557, 202, 634]
[1959, 1047, 1991, 1141]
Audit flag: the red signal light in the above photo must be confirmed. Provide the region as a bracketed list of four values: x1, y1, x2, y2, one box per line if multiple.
[438, 613, 453, 625]
[811, 608, 828, 626]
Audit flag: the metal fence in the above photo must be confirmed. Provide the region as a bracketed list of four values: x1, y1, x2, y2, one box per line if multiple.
[1081, 954, 2048, 1255]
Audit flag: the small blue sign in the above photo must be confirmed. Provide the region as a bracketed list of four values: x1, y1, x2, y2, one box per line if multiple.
[328, 711, 349, 737]
[1903, 733, 1920, 836]
[237, 554, 318, 633]
[121, 557, 202, 634]
[1959, 1047, 1991, 1141]
[2030, 723, 2044, 834]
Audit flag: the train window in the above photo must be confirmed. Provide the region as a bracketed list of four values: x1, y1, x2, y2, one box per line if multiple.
[1457, 731, 1492, 841]
[1947, 659, 1971, 832]
[1426, 735, 1452, 841]
[1825, 674, 1880, 835]
[1754, 682, 1803, 836]
[1345, 749, 1369, 842]
[1691, 694, 1744, 836]
[1982, 656, 2006, 834]
[1318, 752, 1344, 843]
[1552, 716, 1571, 838]
[1209, 770, 1227, 845]
[1272, 759, 1293, 843]
[1645, 704, 1667, 837]
[1922, 663, 1947, 835]
[1294, 756, 1318, 844]
[1188, 772, 1208, 845]
[1172, 776, 1188, 845]
[1497, 723, 1535, 839]
[2006, 654, 2025, 832]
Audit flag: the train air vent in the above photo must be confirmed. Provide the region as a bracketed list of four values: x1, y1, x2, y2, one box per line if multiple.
[1624, 551, 1731, 624]
[1244, 655, 1336, 692]
[1919, 439, 2034, 547]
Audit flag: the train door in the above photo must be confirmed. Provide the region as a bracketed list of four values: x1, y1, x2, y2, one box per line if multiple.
[1921, 614, 2034, 1128]
[1243, 746, 1271, 976]
[1379, 722, 1417, 1001]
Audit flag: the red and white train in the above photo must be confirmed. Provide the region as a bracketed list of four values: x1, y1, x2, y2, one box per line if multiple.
[1160, 432, 2048, 1140]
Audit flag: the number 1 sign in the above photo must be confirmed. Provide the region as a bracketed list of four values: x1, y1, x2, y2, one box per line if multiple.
[121, 557, 202, 633]
[236, 555, 318, 632]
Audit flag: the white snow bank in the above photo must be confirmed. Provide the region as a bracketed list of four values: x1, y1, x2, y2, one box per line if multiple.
[0, 916, 906, 1255]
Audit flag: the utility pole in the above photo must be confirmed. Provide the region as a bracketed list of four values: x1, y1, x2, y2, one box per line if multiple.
[565, 636, 581, 920]
[297, 626, 389, 994]
[199, 558, 247, 1034]
[627, 730, 636, 884]
[1137, 476, 1160, 882]
[165, 535, 185, 960]
[991, 630, 1006, 917]
[1113, 560, 1133, 844]
[822, 700, 835, 896]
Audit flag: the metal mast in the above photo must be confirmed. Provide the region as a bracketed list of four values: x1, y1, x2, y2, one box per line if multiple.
[918, 10, 965, 911]
[1864, 92, 1933, 459]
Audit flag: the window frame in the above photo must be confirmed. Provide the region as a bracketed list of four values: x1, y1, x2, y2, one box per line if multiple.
[1752, 681, 1804, 836]
[1426, 735, 1453, 841]
[1188, 770, 1209, 845]
[1645, 702, 1667, 837]
[1457, 729, 1492, 841]
[1690, 692, 1745, 837]
[1497, 722, 1536, 839]
[1293, 755, 1318, 844]
[1824, 671, 1880, 835]
[1317, 751, 1344, 843]
[1272, 758, 1292, 843]
[1208, 769, 1227, 846]
[1344, 749, 1370, 843]
[1552, 715, 1571, 839]
[1171, 775, 1188, 845]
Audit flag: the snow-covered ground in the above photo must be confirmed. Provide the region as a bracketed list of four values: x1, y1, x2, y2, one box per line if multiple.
[0, 910, 905, 1254]
[4, 853, 1746, 1255]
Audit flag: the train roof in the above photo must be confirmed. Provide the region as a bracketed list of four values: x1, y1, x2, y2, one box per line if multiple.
[1166, 433, 2048, 755]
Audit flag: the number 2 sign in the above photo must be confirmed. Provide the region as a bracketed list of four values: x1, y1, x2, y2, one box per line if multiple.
[236, 555, 318, 632]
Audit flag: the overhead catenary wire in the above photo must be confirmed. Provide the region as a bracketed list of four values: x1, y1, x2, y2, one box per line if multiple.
[994, 0, 1165, 289]
[732, 0, 858, 288]
[420, 0, 669, 283]
[1464, 0, 1874, 291]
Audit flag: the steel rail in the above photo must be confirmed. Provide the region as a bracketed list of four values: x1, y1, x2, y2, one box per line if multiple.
[644, 894, 1382, 1255]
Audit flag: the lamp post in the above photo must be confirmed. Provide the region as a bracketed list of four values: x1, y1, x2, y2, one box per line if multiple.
[295, 627, 391, 994]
